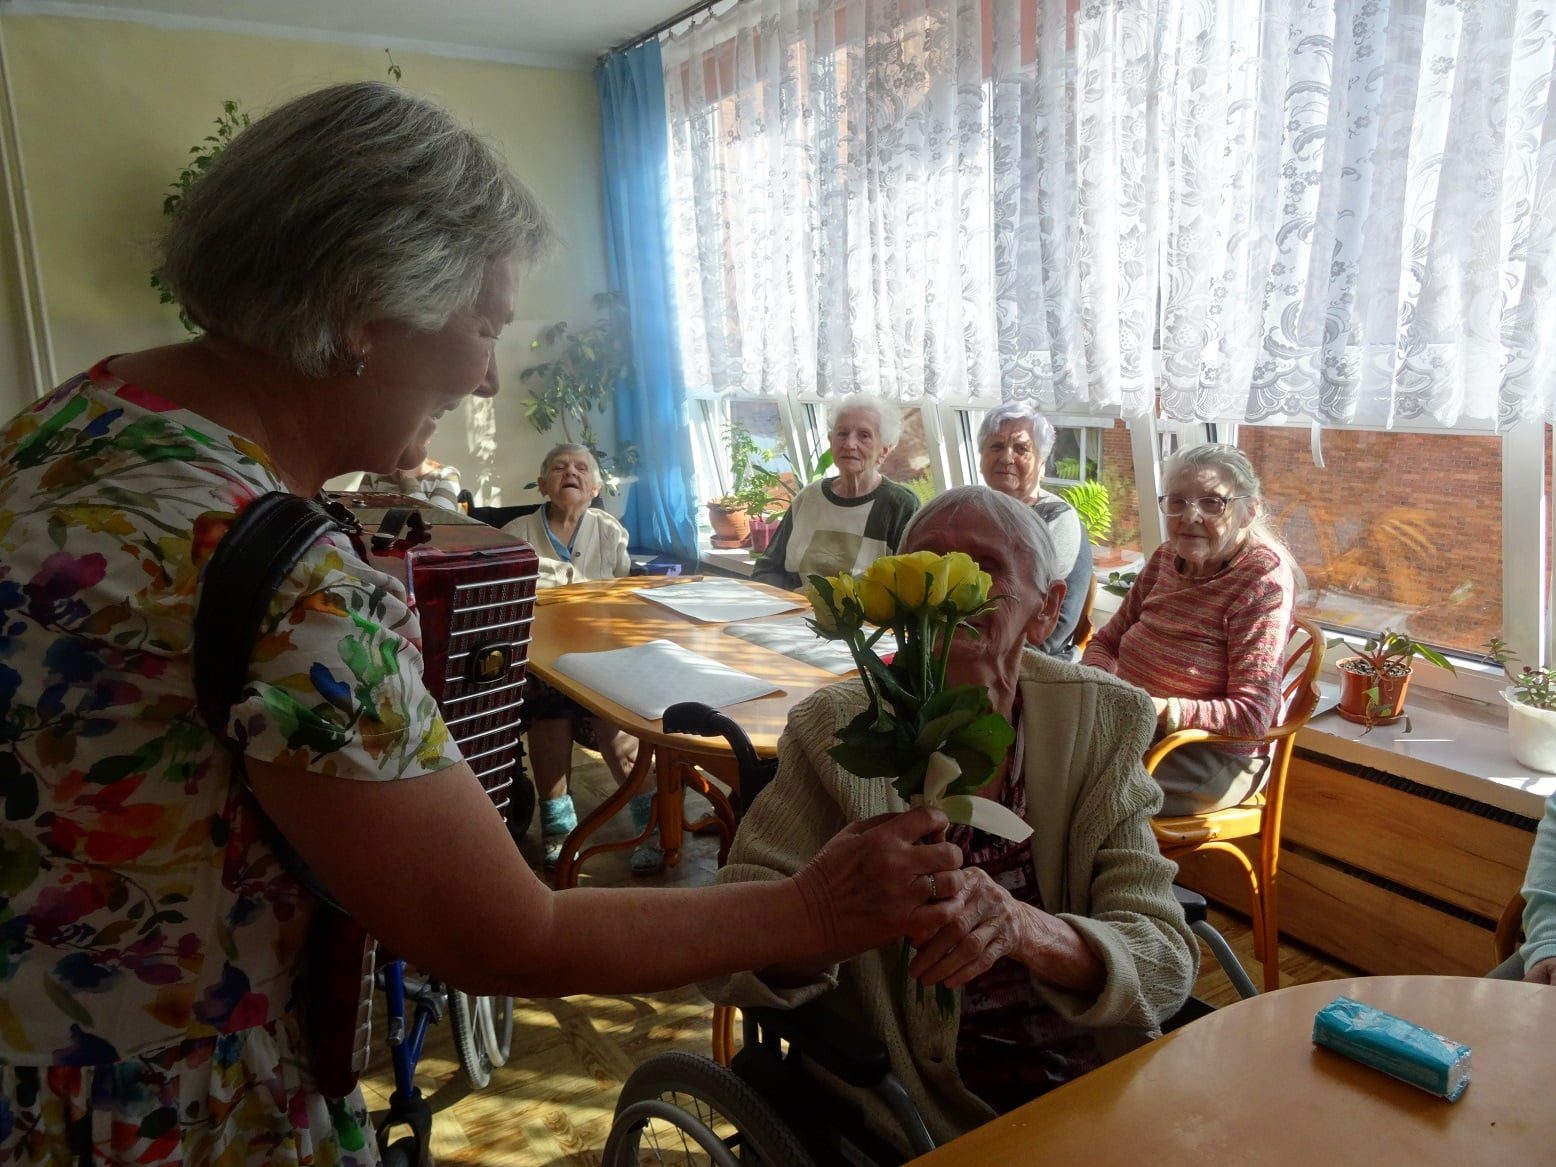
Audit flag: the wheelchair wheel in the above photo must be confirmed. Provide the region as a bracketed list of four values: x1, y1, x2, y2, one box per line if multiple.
[379, 1137, 424, 1167]
[448, 991, 514, 1090]
[603, 1051, 817, 1167]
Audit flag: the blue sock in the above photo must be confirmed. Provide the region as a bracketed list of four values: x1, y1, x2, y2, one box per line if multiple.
[540, 795, 577, 840]
[628, 792, 655, 833]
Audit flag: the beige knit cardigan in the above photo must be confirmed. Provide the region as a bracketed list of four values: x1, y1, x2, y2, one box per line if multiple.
[702, 650, 1197, 1148]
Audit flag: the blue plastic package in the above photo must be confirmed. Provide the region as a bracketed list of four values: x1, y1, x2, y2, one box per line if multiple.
[1311, 995, 1472, 1101]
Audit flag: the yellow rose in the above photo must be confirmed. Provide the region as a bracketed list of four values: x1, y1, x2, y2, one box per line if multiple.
[926, 552, 975, 611]
[804, 573, 862, 635]
[802, 581, 839, 633]
[856, 573, 898, 626]
[891, 550, 943, 611]
[942, 556, 992, 615]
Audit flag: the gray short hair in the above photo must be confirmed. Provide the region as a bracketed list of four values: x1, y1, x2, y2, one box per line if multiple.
[157, 81, 555, 377]
[540, 442, 601, 485]
[900, 485, 1056, 593]
[828, 394, 902, 447]
[976, 402, 1057, 462]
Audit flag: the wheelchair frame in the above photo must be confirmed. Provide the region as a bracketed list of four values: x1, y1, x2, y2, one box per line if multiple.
[601, 701, 1259, 1166]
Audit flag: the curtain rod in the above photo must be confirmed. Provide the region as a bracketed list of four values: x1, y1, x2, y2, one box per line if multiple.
[606, 0, 733, 57]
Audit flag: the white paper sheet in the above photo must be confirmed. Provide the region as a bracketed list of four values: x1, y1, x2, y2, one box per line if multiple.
[723, 616, 898, 675]
[633, 577, 805, 623]
[551, 639, 782, 720]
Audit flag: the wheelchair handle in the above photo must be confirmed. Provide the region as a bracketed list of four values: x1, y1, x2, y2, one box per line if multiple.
[662, 701, 765, 792]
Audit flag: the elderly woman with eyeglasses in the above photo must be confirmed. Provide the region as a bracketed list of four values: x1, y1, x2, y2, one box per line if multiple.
[977, 402, 1093, 656]
[1082, 444, 1295, 816]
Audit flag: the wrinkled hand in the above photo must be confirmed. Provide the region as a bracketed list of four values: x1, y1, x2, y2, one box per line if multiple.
[792, 807, 964, 957]
[906, 865, 1036, 989]
[1525, 956, 1556, 985]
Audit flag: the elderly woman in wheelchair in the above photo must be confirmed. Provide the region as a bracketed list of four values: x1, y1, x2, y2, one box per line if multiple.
[700, 485, 1197, 1151]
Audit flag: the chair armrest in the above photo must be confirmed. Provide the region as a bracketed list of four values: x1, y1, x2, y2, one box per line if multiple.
[744, 1000, 892, 1089]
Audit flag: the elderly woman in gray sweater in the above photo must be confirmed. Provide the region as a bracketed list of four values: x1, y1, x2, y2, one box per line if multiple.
[704, 486, 1194, 1151]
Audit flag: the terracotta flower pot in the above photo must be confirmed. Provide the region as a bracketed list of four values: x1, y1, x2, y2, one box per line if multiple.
[706, 502, 750, 549]
[1336, 656, 1412, 726]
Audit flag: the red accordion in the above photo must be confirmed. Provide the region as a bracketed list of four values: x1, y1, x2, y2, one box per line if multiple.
[315, 493, 539, 1093]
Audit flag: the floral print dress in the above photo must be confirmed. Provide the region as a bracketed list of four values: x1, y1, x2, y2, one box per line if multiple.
[0, 363, 462, 1165]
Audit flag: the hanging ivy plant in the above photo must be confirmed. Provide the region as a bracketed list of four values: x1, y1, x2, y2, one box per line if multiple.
[149, 100, 251, 333]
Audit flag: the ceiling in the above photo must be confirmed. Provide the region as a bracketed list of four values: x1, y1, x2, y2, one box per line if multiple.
[6, 1, 703, 68]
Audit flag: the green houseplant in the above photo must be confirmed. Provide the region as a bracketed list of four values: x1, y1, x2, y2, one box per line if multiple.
[1485, 638, 1556, 773]
[1333, 629, 1455, 728]
[707, 423, 772, 547]
[150, 100, 251, 331]
[1058, 479, 1112, 545]
[521, 292, 640, 493]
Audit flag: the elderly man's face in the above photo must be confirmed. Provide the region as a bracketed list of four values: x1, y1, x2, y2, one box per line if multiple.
[904, 504, 1064, 665]
[979, 421, 1041, 502]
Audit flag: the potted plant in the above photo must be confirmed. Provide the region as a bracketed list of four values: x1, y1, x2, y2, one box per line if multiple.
[1485, 639, 1556, 773]
[707, 423, 770, 547]
[521, 292, 639, 496]
[1333, 629, 1455, 728]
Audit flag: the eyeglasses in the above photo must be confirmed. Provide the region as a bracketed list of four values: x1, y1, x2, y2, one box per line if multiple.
[1157, 494, 1249, 518]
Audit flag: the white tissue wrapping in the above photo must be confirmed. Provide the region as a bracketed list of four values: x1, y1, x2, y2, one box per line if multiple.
[917, 751, 1033, 843]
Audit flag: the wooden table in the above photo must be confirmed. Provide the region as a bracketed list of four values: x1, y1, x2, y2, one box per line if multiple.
[527, 577, 840, 887]
[908, 975, 1554, 1165]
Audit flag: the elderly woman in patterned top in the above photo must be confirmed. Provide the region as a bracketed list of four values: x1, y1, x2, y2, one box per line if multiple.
[1083, 443, 1296, 815]
[0, 82, 963, 1166]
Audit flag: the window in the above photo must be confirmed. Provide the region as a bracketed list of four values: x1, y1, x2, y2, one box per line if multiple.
[1236, 427, 1505, 660]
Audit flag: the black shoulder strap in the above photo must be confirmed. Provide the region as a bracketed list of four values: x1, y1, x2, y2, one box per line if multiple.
[194, 491, 352, 736]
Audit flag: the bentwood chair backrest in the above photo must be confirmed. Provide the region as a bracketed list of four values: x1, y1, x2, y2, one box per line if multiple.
[1070, 573, 1100, 657]
[1145, 616, 1325, 993]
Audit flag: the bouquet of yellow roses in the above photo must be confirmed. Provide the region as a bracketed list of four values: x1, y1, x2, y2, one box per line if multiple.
[803, 550, 1033, 845]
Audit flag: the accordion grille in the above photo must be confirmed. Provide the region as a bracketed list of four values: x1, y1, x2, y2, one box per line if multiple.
[429, 572, 537, 823]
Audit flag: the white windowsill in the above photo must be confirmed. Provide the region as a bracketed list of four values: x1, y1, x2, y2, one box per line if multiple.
[1298, 687, 1554, 820]
[700, 546, 756, 577]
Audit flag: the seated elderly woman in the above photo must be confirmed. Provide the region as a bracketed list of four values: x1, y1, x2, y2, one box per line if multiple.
[977, 402, 1094, 656]
[502, 443, 660, 872]
[752, 394, 920, 591]
[1083, 443, 1295, 816]
[705, 485, 1195, 1147]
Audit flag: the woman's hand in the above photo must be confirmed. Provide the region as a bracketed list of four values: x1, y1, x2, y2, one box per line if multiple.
[1525, 956, 1556, 985]
[906, 866, 1106, 996]
[791, 807, 964, 957]
[904, 866, 1031, 989]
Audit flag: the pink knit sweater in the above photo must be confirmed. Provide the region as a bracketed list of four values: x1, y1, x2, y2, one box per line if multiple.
[1083, 541, 1295, 744]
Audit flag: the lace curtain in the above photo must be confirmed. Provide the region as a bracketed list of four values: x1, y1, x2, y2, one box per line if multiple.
[1158, 0, 1556, 429]
[664, 0, 1556, 428]
[662, 0, 1160, 412]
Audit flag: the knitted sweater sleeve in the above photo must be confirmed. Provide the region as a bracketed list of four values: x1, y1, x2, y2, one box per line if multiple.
[1172, 552, 1294, 738]
[1045, 685, 1198, 1030]
[1521, 791, 1556, 971]
[752, 507, 802, 590]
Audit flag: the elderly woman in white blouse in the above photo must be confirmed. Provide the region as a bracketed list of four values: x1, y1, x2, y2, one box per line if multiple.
[502, 444, 658, 871]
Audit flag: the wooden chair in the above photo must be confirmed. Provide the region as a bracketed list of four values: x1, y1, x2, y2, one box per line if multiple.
[1070, 573, 1099, 656]
[1145, 617, 1325, 993]
[1495, 892, 1526, 964]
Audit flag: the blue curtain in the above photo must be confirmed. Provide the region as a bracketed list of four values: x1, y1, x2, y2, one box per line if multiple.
[597, 42, 699, 562]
